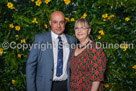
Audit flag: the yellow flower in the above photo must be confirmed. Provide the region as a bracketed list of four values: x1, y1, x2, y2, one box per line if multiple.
[12, 80, 15, 84]
[31, 0, 35, 2]
[45, 0, 51, 4]
[70, 18, 75, 21]
[21, 39, 26, 43]
[44, 24, 48, 29]
[9, 24, 14, 28]
[123, 48, 127, 51]
[108, 16, 112, 20]
[98, 35, 101, 39]
[132, 65, 136, 69]
[120, 44, 124, 49]
[101, 32, 104, 35]
[120, 44, 129, 51]
[15, 35, 19, 38]
[7, 2, 15, 9]
[18, 54, 21, 58]
[35, 0, 42, 6]
[32, 18, 38, 24]
[102, 14, 108, 18]
[123, 44, 128, 51]
[103, 19, 106, 21]
[104, 84, 109, 88]
[0, 48, 3, 54]
[64, 0, 71, 5]
[108, 14, 115, 20]
[98, 30, 103, 33]
[80, 13, 87, 19]
[65, 17, 69, 21]
[7, 2, 13, 8]
[110, 14, 115, 18]
[83, 13, 87, 17]
[98, 30, 104, 35]
[125, 17, 130, 21]
[10, 6, 15, 9]
[81, 16, 85, 19]
[15, 26, 21, 31]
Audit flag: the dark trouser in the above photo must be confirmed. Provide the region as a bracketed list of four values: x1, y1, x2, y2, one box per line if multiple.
[51, 80, 67, 91]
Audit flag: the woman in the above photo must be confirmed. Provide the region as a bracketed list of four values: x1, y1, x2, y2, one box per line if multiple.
[70, 19, 106, 91]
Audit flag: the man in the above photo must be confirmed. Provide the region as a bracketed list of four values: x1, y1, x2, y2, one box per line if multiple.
[26, 11, 76, 91]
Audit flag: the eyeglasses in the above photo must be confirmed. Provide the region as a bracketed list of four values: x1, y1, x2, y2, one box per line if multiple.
[74, 27, 89, 31]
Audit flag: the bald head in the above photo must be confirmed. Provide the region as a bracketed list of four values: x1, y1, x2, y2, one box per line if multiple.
[49, 11, 66, 35]
[50, 11, 65, 21]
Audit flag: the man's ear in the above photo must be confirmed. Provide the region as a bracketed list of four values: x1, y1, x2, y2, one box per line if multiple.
[65, 21, 67, 25]
[49, 20, 51, 25]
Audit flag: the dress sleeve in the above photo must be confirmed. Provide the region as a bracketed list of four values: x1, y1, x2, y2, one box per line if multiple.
[88, 44, 106, 82]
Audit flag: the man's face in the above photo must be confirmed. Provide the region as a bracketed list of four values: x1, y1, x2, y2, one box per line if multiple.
[49, 13, 66, 35]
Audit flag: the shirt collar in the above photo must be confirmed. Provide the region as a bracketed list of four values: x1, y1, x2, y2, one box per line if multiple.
[51, 31, 65, 40]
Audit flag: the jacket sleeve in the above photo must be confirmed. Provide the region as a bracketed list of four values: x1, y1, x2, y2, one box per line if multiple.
[26, 35, 39, 91]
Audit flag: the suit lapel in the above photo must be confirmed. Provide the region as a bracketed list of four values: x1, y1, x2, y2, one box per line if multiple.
[45, 32, 52, 43]
[43, 32, 54, 63]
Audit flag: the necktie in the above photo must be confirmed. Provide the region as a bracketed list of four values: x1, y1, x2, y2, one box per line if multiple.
[56, 36, 63, 77]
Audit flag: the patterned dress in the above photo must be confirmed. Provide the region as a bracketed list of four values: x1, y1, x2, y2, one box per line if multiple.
[70, 42, 106, 91]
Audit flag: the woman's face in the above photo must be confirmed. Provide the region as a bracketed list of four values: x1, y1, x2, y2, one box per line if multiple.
[74, 22, 91, 41]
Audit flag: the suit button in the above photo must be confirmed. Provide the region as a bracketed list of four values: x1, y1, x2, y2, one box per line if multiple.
[51, 68, 53, 71]
[50, 79, 52, 81]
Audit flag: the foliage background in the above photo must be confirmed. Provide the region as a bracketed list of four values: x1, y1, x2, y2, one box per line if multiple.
[0, 0, 136, 91]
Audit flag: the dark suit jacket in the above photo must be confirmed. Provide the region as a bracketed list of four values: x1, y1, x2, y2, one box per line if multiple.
[26, 32, 76, 91]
